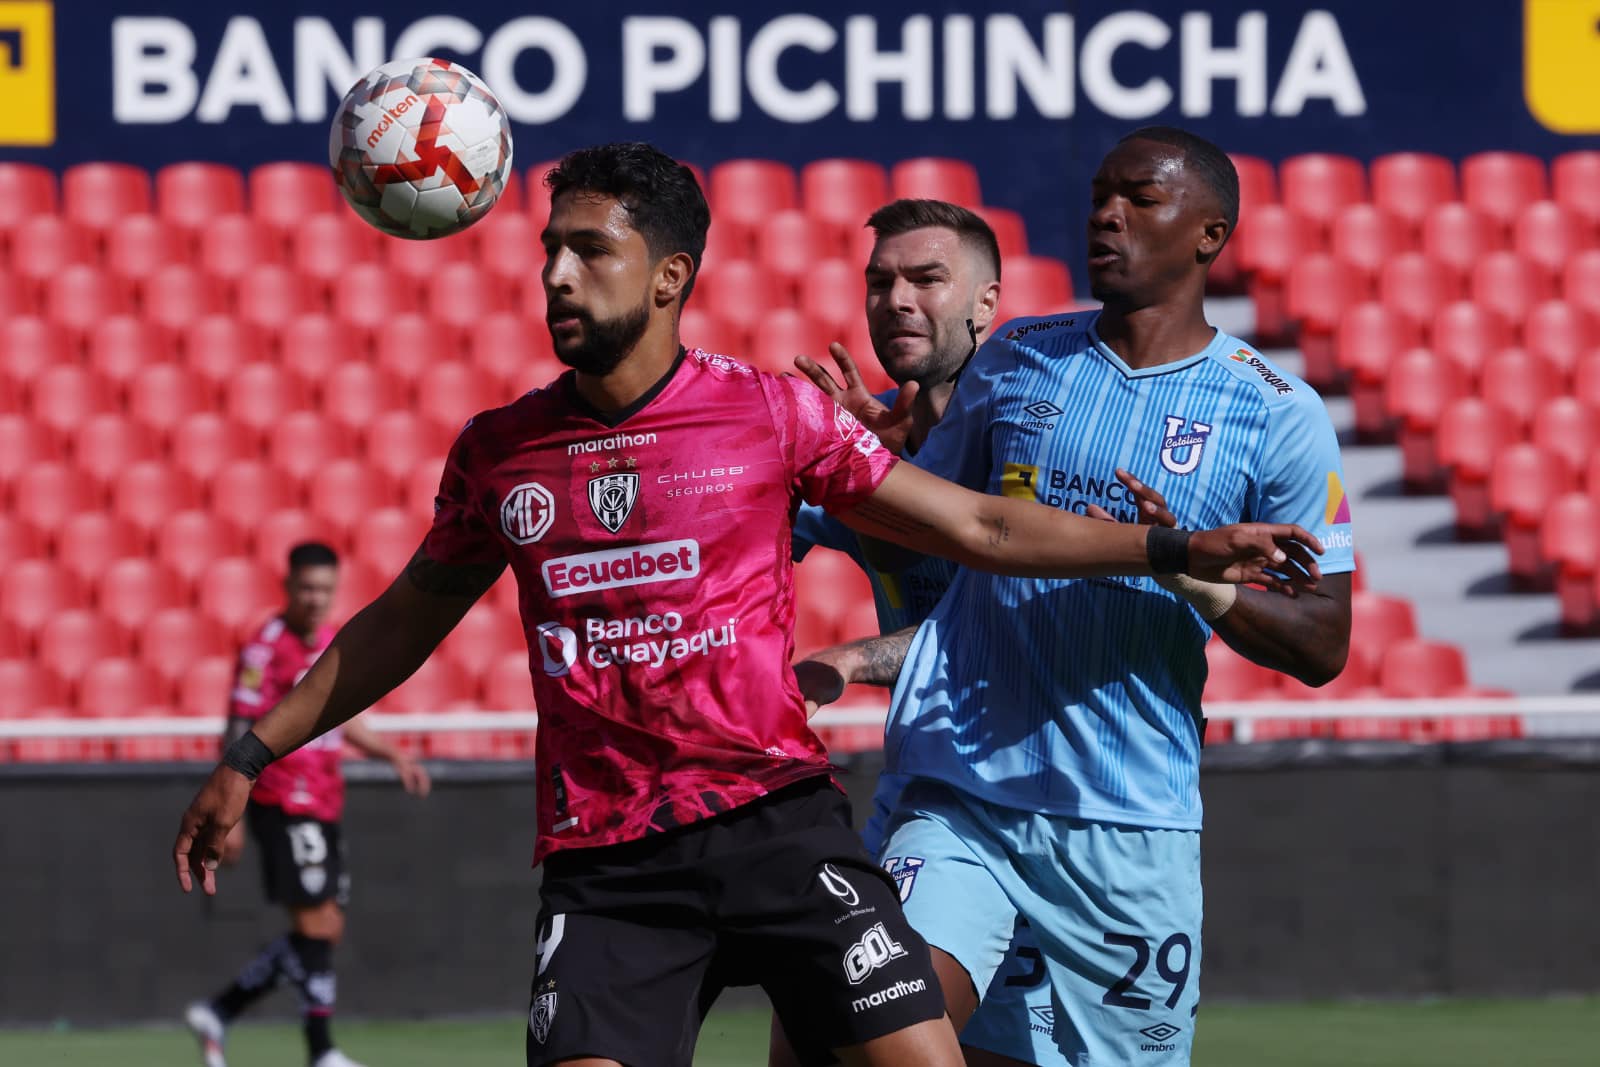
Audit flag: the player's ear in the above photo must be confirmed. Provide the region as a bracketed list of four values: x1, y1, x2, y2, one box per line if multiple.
[655, 252, 695, 308]
[1197, 216, 1229, 264]
[972, 278, 1001, 336]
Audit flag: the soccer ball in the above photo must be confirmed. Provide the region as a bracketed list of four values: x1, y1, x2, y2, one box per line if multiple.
[328, 57, 514, 240]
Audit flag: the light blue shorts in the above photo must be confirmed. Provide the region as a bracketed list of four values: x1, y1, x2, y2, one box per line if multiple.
[878, 777, 1203, 1067]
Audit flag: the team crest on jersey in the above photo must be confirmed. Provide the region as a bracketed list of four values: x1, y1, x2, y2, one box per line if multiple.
[587, 472, 639, 534]
[529, 986, 558, 1044]
[1158, 415, 1213, 476]
[881, 855, 924, 902]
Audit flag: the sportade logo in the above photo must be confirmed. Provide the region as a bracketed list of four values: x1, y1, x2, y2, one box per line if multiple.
[1228, 349, 1294, 395]
[843, 922, 908, 985]
[542, 539, 700, 597]
[1005, 318, 1076, 341]
[536, 611, 740, 675]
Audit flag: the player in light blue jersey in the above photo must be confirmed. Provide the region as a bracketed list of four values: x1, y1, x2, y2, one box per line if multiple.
[795, 128, 1354, 1066]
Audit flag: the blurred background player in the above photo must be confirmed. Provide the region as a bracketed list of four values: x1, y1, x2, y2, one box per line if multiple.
[185, 541, 431, 1067]
[171, 142, 1316, 1067]
[796, 127, 1354, 1066]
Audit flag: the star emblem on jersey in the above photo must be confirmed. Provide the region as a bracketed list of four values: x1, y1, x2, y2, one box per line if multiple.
[1023, 400, 1063, 420]
[588, 472, 640, 533]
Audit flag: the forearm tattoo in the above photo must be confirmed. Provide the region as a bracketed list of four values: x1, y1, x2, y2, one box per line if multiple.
[404, 546, 506, 598]
[849, 499, 936, 538]
[985, 515, 1011, 548]
[847, 626, 916, 687]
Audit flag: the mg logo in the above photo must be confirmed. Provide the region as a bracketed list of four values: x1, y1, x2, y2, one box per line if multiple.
[501, 482, 556, 544]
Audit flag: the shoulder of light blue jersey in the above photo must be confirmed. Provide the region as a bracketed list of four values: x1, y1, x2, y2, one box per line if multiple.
[1210, 336, 1320, 407]
[992, 310, 1093, 353]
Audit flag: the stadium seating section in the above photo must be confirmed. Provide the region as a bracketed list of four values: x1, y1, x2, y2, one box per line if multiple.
[0, 153, 1536, 759]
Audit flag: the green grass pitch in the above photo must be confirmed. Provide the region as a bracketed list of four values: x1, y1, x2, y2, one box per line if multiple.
[5, 998, 1597, 1065]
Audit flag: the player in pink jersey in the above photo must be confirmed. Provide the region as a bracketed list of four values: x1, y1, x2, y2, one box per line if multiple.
[174, 143, 1321, 1067]
[184, 542, 430, 1067]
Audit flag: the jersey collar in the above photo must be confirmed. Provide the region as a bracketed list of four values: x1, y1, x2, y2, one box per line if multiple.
[564, 346, 688, 428]
[1086, 315, 1227, 379]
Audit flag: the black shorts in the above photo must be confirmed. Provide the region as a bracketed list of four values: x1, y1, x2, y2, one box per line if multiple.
[526, 776, 946, 1067]
[246, 801, 349, 909]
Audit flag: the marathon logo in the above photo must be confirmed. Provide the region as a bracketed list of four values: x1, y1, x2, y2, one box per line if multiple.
[850, 978, 927, 1014]
[1229, 349, 1294, 394]
[567, 432, 658, 456]
[541, 539, 699, 597]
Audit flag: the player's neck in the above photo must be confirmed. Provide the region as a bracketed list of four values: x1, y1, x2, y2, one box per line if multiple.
[573, 329, 682, 414]
[1096, 295, 1214, 369]
[906, 379, 955, 454]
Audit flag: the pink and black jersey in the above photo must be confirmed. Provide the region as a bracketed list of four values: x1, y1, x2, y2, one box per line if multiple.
[231, 616, 344, 822]
[423, 349, 896, 860]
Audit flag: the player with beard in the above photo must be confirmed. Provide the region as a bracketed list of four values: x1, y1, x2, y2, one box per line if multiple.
[172, 142, 1322, 1067]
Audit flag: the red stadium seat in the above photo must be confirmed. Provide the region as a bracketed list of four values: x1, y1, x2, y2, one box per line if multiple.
[9, 216, 93, 308]
[37, 610, 130, 692]
[997, 256, 1073, 322]
[1530, 396, 1593, 477]
[1513, 201, 1592, 287]
[800, 257, 866, 334]
[224, 362, 310, 443]
[361, 411, 449, 496]
[0, 416, 62, 488]
[76, 657, 169, 716]
[1491, 443, 1578, 583]
[143, 264, 226, 333]
[1203, 640, 1280, 701]
[351, 506, 428, 578]
[1350, 591, 1418, 662]
[307, 458, 392, 535]
[1437, 398, 1520, 535]
[1, 317, 70, 393]
[758, 210, 845, 301]
[249, 162, 338, 235]
[800, 158, 890, 242]
[71, 413, 160, 492]
[154, 509, 246, 593]
[156, 162, 247, 238]
[1, 560, 85, 635]
[28, 364, 114, 438]
[110, 462, 199, 540]
[1461, 151, 1548, 239]
[44, 265, 132, 344]
[1552, 150, 1600, 236]
[1577, 349, 1600, 418]
[1237, 205, 1318, 340]
[197, 557, 280, 639]
[104, 214, 192, 291]
[380, 656, 470, 713]
[438, 602, 527, 681]
[196, 213, 284, 295]
[11, 460, 98, 533]
[1370, 152, 1457, 240]
[1480, 348, 1559, 432]
[1541, 493, 1600, 632]
[1384, 348, 1467, 487]
[236, 264, 318, 336]
[1428, 300, 1513, 383]
[267, 411, 356, 496]
[1378, 253, 1463, 332]
[1279, 153, 1366, 244]
[1279, 645, 1380, 703]
[95, 558, 185, 633]
[709, 160, 798, 251]
[175, 656, 235, 719]
[480, 651, 534, 710]
[0, 660, 65, 718]
[425, 260, 510, 338]
[277, 314, 356, 390]
[1420, 201, 1503, 284]
[334, 262, 422, 345]
[1286, 254, 1368, 386]
[253, 509, 339, 573]
[404, 459, 446, 516]
[128, 362, 207, 440]
[370, 312, 435, 391]
[974, 206, 1029, 259]
[474, 211, 541, 295]
[180, 315, 266, 394]
[695, 259, 791, 337]
[166, 412, 256, 487]
[890, 158, 981, 207]
[62, 162, 152, 238]
[750, 309, 832, 378]
[138, 607, 230, 687]
[317, 362, 408, 438]
[0, 516, 42, 565]
[525, 158, 561, 228]
[1230, 154, 1278, 215]
[1378, 640, 1468, 699]
[0, 617, 21, 659]
[293, 213, 385, 299]
[679, 308, 748, 359]
[0, 162, 57, 238]
[1331, 203, 1408, 279]
[1336, 302, 1421, 440]
[698, 217, 750, 272]
[415, 361, 500, 438]
[467, 312, 560, 395]
[88, 316, 172, 397]
[1561, 250, 1600, 322]
[207, 460, 296, 531]
[1524, 299, 1597, 382]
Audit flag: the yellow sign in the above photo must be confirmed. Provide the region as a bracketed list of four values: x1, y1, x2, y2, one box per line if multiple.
[1001, 463, 1041, 501]
[1526, 0, 1600, 133]
[0, 2, 53, 145]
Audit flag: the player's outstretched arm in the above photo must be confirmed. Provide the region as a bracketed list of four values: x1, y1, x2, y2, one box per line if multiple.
[793, 625, 918, 717]
[172, 546, 502, 896]
[837, 463, 1323, 585]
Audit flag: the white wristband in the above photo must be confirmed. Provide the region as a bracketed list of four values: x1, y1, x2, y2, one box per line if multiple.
[1155, 573, 1238, 622]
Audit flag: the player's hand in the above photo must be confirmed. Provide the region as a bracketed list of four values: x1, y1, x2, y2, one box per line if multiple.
[1084, 469, 1178, 528]
[793, 343, 917, 456]
[220, 820, 247, 866]
[793, 657, 849, 719]
[394, 754, 432, 797]
[1188, 524, 1323, 590]
[174, 765, 254, 896]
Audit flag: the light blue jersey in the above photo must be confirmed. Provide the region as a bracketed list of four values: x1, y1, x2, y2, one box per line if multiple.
[889, 311, 1356, 830]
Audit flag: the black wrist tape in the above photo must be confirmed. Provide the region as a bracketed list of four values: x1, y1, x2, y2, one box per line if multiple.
[1146, 525, 1192, 576]
[222, 731, 275, 781]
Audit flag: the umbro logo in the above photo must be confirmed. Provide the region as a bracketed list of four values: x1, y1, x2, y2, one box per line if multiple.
[1140, 1022, 1183, 1042]
[1023, 400, 1063, 420]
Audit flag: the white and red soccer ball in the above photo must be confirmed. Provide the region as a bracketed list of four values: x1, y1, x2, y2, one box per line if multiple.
[329, 57, 514, 240]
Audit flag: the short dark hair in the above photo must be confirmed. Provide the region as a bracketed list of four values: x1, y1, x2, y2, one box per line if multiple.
[545, 142, 711, 303]
[866, 199, 1002, 282]
[288, 542, 339, 570]
[1118, 125, 1240, 236]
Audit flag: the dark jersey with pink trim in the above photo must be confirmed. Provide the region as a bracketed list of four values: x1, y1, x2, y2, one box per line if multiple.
[231, 616, 343, 821]
[423, 349, 896, 861]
